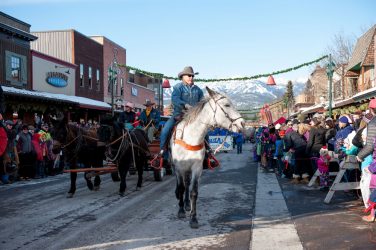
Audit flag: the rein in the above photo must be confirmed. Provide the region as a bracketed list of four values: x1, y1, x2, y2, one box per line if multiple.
[174, 95, 242, 152]
[209, 96, 243, 130]
[61, 134, 81, 149]
[106, 130, 127, 162]
[126, 129, 137, 172]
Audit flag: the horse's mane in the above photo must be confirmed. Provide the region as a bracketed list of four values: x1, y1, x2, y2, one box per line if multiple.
[182, 97, 210, 123]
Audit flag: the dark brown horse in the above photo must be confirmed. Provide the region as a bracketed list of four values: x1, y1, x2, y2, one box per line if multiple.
[50, 115, 107, 198]
[103, 120, 149, 196]
[51, 115, 149, 197]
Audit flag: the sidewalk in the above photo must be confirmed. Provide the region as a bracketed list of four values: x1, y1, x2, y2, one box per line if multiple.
[279, 176, 376, 249]
[250, 147, 376, 249]
[251, 163, 303, 250]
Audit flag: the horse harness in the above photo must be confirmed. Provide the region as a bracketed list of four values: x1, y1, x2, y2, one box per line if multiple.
[173, 95, 242, 152]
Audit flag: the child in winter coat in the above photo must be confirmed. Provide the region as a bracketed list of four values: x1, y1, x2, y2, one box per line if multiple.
[317, 146, 331, 190]
[274, 130, 285, 176]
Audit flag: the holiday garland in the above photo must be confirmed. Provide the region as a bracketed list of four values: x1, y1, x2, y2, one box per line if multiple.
[118, 55, 328, 82]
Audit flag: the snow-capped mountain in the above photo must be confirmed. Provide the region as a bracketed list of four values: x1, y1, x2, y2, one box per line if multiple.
[163, 78, 306, 109]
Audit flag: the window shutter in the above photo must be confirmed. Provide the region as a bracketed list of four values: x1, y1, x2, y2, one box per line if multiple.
[20, 55, 27, 84]
[5, 51, 11, 82]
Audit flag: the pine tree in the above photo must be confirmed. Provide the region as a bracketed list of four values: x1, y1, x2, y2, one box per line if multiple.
[283, 80, 294, 117]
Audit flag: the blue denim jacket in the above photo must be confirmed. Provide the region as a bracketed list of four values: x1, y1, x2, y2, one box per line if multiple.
[139, 108, 160, 127]
[171, 82, 204, 116]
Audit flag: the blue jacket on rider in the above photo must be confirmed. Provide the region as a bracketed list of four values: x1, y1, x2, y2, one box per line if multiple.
[160, 82, 204, 151]
[171, 82, 204, 117]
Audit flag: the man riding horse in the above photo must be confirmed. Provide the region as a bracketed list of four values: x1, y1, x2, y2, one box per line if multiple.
[159, 66, 214, 163]
[160, 66, 203, 154]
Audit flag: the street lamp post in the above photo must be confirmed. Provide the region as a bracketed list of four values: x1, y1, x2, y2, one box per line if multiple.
[109, 49, 119, 117]
[326, 54, 335, 118]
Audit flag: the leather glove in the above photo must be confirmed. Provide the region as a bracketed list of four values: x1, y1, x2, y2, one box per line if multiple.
[185, 104, 192, 109]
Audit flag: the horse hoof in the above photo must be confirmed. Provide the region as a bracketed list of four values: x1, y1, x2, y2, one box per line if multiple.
[190, 218, 199, 229]
[66, 193, 74, 198]
[184, 204, 191, 212]
[178, 209, 185, 219]
[86, 182, 94, 191]
[136, 186, 141, 191]
[93, 186, 100, 191]
[119, 191, 125, 197]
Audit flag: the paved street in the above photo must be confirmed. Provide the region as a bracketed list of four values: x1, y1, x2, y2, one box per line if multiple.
[1, 143, 376, 249]
[0, 144, 255, 250]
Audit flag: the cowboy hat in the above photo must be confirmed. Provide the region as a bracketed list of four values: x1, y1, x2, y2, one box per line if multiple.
[125, 102, 134, 109]
[143, 99, 155, 106]
[178, 66, 199, 79]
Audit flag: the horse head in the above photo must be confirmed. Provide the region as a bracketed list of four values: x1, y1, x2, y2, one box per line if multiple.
[206, 86, 245, 133]
[49, 112, 68, 154]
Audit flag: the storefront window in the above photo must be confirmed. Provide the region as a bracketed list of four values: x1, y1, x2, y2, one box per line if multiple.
[80, 64, 84, 87]
[11, 56, 21, 81]
[96, 69, 100, 91]
[120, 78, 124, 95]
[88, 66, 92, 89]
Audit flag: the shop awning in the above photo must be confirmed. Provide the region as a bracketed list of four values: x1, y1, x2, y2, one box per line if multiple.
[333, 97, 354, 108]
[301, 103, 326, 115]
[2, 86, 111, 111]
[352, 86, 376, 102]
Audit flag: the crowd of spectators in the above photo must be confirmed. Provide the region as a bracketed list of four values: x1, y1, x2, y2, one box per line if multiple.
[0, 111, 101, 184]
[251, 99, 376, 223]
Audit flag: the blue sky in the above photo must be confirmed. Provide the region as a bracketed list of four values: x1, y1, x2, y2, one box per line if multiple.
[2, 0, 375, 82]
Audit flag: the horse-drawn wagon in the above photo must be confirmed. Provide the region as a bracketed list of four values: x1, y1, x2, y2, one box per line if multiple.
[50, 114, 172, 197]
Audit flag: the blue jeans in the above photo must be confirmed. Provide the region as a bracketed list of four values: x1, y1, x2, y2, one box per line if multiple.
[237, 143, 242, 154]
[160, 117, 176, 150]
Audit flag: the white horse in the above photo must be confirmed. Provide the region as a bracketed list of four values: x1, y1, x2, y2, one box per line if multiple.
[171, 86, 245, 228]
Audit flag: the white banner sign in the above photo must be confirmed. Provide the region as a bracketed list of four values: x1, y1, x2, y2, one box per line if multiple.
[209, 136, 233, 151]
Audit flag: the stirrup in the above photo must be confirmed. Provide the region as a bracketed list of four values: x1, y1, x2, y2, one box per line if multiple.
[151, 154, 164, 170]
[207, 153, 220, 169]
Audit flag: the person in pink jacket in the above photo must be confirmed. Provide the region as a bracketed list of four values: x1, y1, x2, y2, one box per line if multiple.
[317, 146, 331, 190]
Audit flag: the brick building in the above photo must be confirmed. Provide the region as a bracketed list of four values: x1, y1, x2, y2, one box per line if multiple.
[31, 30, 104, 101]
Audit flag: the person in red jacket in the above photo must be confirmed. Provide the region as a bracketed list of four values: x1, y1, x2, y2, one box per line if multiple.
[0, 112, 9, 183]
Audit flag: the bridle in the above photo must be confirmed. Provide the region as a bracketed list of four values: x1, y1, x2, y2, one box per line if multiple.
[207, 96, 243, 130]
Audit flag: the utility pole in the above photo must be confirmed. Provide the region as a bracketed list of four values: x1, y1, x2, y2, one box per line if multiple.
[109, 48, 118, 117]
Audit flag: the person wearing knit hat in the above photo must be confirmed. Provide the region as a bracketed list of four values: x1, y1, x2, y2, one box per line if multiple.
[334, 115, 354, 152]
[339, 116, 349, 124]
